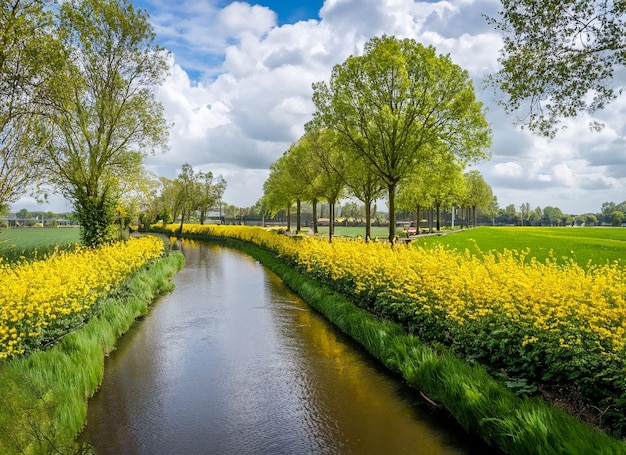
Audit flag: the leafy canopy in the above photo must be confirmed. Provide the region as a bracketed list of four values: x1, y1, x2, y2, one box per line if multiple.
[487, 0, 626, 136]
[312, 35, 491, 241]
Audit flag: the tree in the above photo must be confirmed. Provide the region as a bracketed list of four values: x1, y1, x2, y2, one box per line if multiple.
[463, 170, 493, 228]
[542, 206, 563, 226]
[487, 195, 499, 226]
[520, 202, 531, 226]
[44, 0, 169, 246]
[263, 157, 295, 230]
[198, 171, 226, 225]
[585, 213, 599, 226]
[0, 0, 61, 211]
[312, 35, 491, 242]
[612, 210, 624, 227]
[488, 0, 626, 136]
[16, 208, 29, 219]
[303, 128, 345, 242]
[501, 203, 520, 225]
[601, 201, 617, 224]
[174, 164, 199, 233]
[341, 151, 385, 241]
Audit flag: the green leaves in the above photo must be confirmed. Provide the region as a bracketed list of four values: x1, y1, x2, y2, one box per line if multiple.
[312, 35, 491, 241]
[488, 0, 626, 136]
[44, 0, 170, 246]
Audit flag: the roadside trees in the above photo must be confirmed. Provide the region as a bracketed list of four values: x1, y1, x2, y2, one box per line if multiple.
[263, 157, 296, 231]
[312, 35, 491, 242]
[44, 0, 169, 246]
[488, 0, 626, 136]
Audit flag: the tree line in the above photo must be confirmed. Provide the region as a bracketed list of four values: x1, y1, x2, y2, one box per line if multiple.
[263, 35, 493, 243]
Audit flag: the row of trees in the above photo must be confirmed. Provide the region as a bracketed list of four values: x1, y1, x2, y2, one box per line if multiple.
[116, 164, 227, 231]
[263, 36, 493, 242]
[1, 0, 169, 245]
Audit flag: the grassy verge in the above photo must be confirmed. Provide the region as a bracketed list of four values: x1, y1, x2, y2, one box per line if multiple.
[184, 232, 626, 455]
[0, 251, 184, 454]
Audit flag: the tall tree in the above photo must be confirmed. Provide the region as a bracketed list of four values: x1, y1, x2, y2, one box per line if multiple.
[463, 170, 494, 228]
[0, 0, 61, 211]
[488, 0, 626, 136]
[263, 156, 295, 231]
[174, 163, 199, 233]
[197, 171, 226, 225]
[45, 0, 169, 246]
[312, 35, 491, 242]
[284, 140, 324, 234]
[341, 149, 385, 241]
[303, 128, 346, 242]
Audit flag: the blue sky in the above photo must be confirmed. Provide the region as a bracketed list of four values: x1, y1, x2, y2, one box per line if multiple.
[254, 1, 323, 24]
[12, 0, 626, 215]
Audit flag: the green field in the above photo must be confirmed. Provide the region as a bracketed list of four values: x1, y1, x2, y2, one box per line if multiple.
[411, 226, 626, 267]
[0, 227, 80, 262]
[315, 225, 392, 238]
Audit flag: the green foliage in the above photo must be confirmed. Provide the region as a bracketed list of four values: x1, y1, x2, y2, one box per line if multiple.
[0, 0, 61, 209]
[487, 0, 626, 136]
[46, 0, 169, 247]
[0, 251, 183, 454]
[312, 35, 492, 241]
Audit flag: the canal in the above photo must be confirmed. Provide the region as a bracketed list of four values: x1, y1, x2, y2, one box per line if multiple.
[79, 240, 498, 454]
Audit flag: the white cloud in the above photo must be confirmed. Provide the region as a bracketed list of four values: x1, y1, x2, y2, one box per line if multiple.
[11, 0, 626, 214]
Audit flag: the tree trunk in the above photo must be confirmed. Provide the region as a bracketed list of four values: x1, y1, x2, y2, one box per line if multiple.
[296, 199, 301, 233]
[436, 203, 441, 231]
[328, 201, 334, 243]
[287, 205, 291, 231]
[312, 198, 318, 234]
[365, 198, 372, 241]
[416, 205, 421, 235]
[388, 183, 396, 244]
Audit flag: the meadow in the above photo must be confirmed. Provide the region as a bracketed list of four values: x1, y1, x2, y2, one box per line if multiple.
[0, 227, 80, 262]
[411, 226, 626, 267]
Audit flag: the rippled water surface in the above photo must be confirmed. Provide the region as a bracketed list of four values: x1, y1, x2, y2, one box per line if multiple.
[79, 241, 496, 454]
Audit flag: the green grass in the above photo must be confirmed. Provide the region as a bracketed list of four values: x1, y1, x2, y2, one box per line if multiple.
[0, 251, 184, 454]
[0, 227, 80, 262]
[210, 235, 626, 455]
[313, 225, 394, 238]
[410, 226, 626, 267]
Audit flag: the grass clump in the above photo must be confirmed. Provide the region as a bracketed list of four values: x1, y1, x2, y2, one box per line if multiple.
[0, 251, 184, 454]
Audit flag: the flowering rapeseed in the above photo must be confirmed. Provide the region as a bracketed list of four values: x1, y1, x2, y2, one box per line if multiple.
[0, 236, 164, 359]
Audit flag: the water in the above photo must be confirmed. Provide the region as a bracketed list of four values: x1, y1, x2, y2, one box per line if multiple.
[79, 241, 497, 454]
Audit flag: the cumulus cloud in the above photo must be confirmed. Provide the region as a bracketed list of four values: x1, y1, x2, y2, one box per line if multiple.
[13, 0, 626, 213]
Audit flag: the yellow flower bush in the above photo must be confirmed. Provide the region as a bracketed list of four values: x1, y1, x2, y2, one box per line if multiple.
[164, 223, 626, 361]
[165, 224, 626, 413]
[0, 236, 164, 359]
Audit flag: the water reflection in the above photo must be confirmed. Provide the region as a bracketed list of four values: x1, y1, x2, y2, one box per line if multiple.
[79, 241, 497, 454]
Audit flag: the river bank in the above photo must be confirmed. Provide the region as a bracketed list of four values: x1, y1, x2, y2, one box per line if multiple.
[160, 225, 626, 455]
[0, 248, 184, 454]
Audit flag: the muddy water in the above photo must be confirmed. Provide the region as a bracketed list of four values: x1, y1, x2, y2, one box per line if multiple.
[79, 241, 497, 454]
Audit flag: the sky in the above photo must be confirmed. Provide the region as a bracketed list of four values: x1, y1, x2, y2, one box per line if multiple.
[12, 0, 626, 215]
